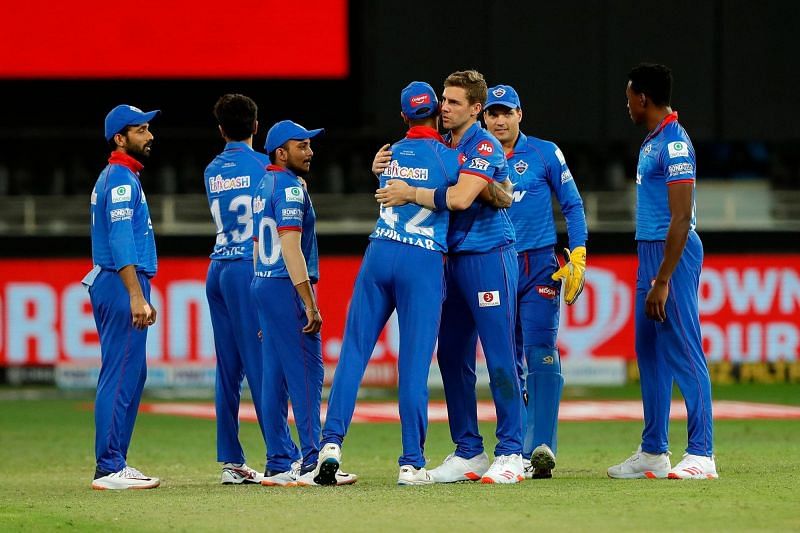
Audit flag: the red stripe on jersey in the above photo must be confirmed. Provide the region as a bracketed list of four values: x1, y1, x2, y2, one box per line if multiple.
[266, 164, 285, 172]
[645, 111, 679, 142]
[667, 179, 695, 185]
[108, 151, 144, 173]
[405, 126, 445, 143]
[460, 169, 493, 182]
[277, 225, 302, 232]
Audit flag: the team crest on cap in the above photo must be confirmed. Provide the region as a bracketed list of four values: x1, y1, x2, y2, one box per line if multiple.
[492, 87, 506, 98]
[128, 105, 143, 112]
[410, 94, 430, 107]
[514, 160, 528, 175]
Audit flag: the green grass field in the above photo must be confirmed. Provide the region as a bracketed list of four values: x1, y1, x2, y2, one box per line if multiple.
[1, 385, 799, 532]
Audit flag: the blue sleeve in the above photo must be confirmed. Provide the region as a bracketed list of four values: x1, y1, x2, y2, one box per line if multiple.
[546, 144, 588, 249]
[460, 142, 504, 183]
[436, 145, 461, 186]
[274, 181, 306, 231]
[659, 138, 696, 184]
[104, 169, 139, 269]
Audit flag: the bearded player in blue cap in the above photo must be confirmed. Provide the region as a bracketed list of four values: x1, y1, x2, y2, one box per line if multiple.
[608, 63, 717, 480]
[315, 81, 462, 486]
[251, 120, 357, 487]
[86, 105, 160, 490]
[375, 70, 525, 484]
[204, 94, 270, 484]
[483, 84, 588, 480]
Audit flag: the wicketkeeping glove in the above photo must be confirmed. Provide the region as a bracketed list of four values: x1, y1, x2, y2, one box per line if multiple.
[551, 246, 586, 305]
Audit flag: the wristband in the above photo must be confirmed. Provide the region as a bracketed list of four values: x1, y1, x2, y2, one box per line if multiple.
[433, 186, 448, 212]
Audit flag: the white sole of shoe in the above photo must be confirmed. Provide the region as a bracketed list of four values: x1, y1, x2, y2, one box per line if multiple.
[480, 475, 524, 485]
[92, 479, 160, 490]
[607, 470, 669, 479]
[260, 480, 297, 487]
[667, 472, 719, 480]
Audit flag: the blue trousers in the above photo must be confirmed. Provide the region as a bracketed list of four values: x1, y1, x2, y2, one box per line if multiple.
[252, 276, 323, 473]
[206, 259, 267, 465]
[636, 231, 713, 457]
[90, 270, 150, 473]
[437, 245, 524, 458]
[515, 247, 564, 458]
[322, 240, 445, 468]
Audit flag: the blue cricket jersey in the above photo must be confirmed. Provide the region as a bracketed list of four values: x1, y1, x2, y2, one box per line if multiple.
[446, 122, 516, 253]
[204, 141, 269, 260]
[635, 112, 697, 241]
[506, 132, 587, 251]
[252, 165, 319, 282]
[371, 126, 460, 253]
[90, 151, 157, 276]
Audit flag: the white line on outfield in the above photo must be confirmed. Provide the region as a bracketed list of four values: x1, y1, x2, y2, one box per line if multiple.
[138, 400, 800, 423]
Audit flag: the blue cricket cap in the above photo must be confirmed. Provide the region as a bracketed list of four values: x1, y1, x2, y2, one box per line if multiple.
[400, 81, 439, 119]
[265, 120, 324, 153]
[104, 105, 160, 141]
[486, 85, 522, 110]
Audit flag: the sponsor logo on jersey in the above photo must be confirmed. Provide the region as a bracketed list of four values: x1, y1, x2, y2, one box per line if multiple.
[253, 196, 265, 214]
[468, 158, 490, 171]
[512, 190, 527, 202]
[109, 207, 134, 223]
[222, 162, 236, 168]
[561, 169, 574, 184]
[209, 174, 251, 193]
[476, 141, 494, 156]
[536, 285, 558, 299]
[642, 143, 653, 156]
[458, 153, 467, 165]
[381, 160, 429, 181]
[667, 141, 689, 158]
[281, 207, 303, 220]
[554, 147, 566, 165]
[285, 186, 304, 203]
[111, 185, 132, 203]
[513, 160, 528, 175]
[542, 355, 555, 365]
[478, 290, 500, 307]
[668, 162, 695, 177]
[410, 94, 430, 107]
[492, 87, 506, 98]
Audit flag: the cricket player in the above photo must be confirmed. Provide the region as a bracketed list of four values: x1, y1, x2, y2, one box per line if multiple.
[204, 94, 269, 484]
[483, 85, 588, 479]
[315, 82, 461, 486]
[608, 63, 717, 480]
[86, 105, 160, 490]
[251, 120, 356, 487]
[375, 70, 525, 484]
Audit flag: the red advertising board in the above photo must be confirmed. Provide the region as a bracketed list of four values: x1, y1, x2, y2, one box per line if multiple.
[1, 255, 798, 382]
[0, 1, 348, 78]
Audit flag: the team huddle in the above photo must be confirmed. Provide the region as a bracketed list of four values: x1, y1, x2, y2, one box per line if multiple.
[85, 64, 718, 490]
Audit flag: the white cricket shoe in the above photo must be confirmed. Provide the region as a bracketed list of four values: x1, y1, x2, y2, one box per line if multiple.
[221, 463, 264, 485]
[296, 467, 358, 487]
[668, 453, 719, 480]
[607, 446, 671, 479]
[530, 444, 556, 479]
[397, 465, 434, 486]
[313, 443, 342, 486]
[428, 452, 489, 483]
[261, 464, 298, 487]
[92, 466, 160, 490]
[480, 454, 525, 484]
[522, 457, 533, 480]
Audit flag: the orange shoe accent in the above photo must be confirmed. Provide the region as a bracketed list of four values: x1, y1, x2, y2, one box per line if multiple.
[644, 471, 657, 479]
[91, 485, 106, 490]
[465, 472, 481, 481]
[667, 473, 680, 479]
[481, 477, 495, 484]
[516, 475, 524, 482]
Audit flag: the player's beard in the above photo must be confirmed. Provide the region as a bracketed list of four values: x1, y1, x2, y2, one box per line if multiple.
[287, 158, 312, 177]
[126, 141, 153, 163]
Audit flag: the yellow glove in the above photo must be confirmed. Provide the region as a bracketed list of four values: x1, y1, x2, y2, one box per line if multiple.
[551, 246, 586, 305]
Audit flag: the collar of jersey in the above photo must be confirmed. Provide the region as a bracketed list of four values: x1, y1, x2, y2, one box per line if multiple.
[224, 141, 254, 152]
[405, 126, 444, 143]
[108, 151, 143, 174]
[266, 164, 298, 179]
[644, 111, 679, 143]
[506, 131, 529, 159]
[445, 121, 481, 149]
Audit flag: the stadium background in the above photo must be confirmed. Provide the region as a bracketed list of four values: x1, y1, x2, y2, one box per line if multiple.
[0, 0, 797, 388]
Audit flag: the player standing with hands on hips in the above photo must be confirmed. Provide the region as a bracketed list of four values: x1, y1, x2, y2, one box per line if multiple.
[483, 85, 587, 479]
[607, 63, 717, 480]
[251, 121, 357, 487]
[85, 105, 161, 490]
[204, 94, 270, 484]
